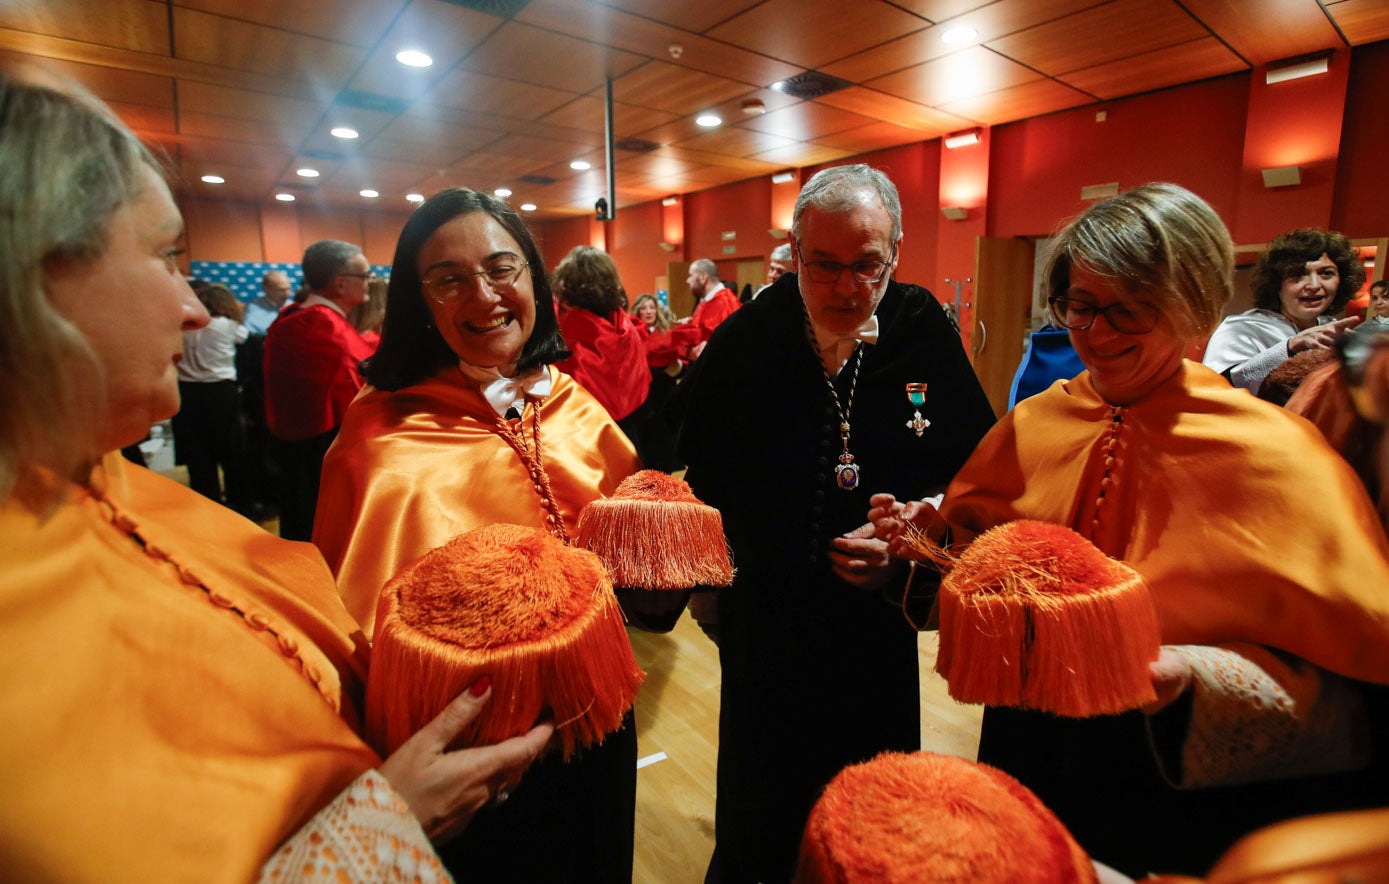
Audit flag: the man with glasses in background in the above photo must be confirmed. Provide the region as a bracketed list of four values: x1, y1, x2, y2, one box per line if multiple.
[264, 240, 376, 540]
[676, 164, 997, 883]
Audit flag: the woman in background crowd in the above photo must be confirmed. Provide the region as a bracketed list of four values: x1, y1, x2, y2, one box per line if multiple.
[0, 67, 550, 883]
[1203, 228, 1364, 393]
[629, 292, 684, 471]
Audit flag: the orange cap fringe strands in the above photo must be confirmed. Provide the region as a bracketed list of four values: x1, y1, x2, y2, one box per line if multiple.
[365, 524, 645, 760]
[574, 470, 734, 590]
[794, 751, 1097, 884]
[911, 519, 1160, 717]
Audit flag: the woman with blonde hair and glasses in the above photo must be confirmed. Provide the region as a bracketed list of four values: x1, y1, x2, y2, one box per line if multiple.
[0, 67, 551, 882]
[314, 187, 650, 882]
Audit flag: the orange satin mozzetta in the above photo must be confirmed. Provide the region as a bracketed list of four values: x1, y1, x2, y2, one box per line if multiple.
[941, 361, 1389, 686]
[314, 364, 640, 637]
[0, 453, 379, 882]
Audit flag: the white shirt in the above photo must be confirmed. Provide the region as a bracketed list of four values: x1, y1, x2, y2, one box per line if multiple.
[178, 315, 248, 382]
[1202, 308, 1332, 394]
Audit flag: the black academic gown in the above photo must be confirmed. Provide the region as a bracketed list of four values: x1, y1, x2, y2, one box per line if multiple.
[678, 273, 996, 883]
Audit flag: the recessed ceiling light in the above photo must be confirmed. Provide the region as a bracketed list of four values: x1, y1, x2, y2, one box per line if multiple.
[395, 49, 433, 68]
[570, 160, 592, 170]
[406, 193, 425, 203]
[695, 113, 722, 128]
[331, 127, 359, 140]
[520, 203, 537, 211]
[941, 25, 978, 44]
[296, 168, 320, 178]
[274, 193, 296, 202]
[200, 174, 225, 184]
[495, 187, 513, 197]
[360, 189, 379, 198]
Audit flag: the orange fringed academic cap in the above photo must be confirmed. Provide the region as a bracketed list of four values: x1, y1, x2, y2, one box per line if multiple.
[926, 519, 1161, 717]
[574, 470, 733, 590]
[365, 523, 645, 759]
[794, 751, 1097, 884]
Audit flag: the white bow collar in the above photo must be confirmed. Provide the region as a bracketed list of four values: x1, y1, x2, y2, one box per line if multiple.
[458, 363, 552, 416]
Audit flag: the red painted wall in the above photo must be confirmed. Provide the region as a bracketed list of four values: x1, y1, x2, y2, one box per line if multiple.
[182, 199, 262, 262]
[683, 175, 776, 266]
[607, 199, 672, 300]
[1333, 40, 1389, 237]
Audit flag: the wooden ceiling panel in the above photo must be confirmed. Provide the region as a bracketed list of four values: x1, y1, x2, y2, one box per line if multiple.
[109, 100, 178, 136]
[672, 126, 797, 158]
[866, 47, 1043, 108]
[1181, 0, 1344, 66]
[707, 0, 931, 70]
[177, 81, 323, 127]
[816, 87, 974, 134]
[423, 69, 580, 121]
[0, 0, 168, 55]
[172, 7, 365, 84]
[518, 0, 800, 88]
[343, 1, 502, 100]
[1059, 37, 1246, 100]
[460, 21, 646, 93]
[986, 0, 1208, 75]
[171, 0, 406, 48]
[811, 119, 944, 152]
[583, 0, 754, 34]
[753, 141, 856, 168]
[178, 137, 293, 170]
[26, 55, 174, 108]
[538, 94, 681, 136]
[614, 60, 754, 115]
[361, 136, 471, 168]
[447, 151, 555, 180]
[178, 111, 311, 149]
[328, 158, 436, 192]
[889, 0, 996, 21]
[740, 102, 879, 141]
[1325, 0, 1389, 46]
[375, 114, 504, 154]
[484, 133, 598, 163]
[937, 77, 1094, 124]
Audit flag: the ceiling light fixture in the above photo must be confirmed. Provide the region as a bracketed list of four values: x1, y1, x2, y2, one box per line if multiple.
[661, 196, 679, 206]
[274, 193, 295, 202]
[406, 193, 425, 203]
[330, 127, 359, 140]
[741, 99, 766, 116]
[695, 113, 722, 128]
[520, 203, 537, 212]
[771, 171, 796, 184]
[1266, 56, 1329, 85]
[360, 189, 379, 198]
[296, 168, 320, 178]
[941, 26, 978, 45]
[495, 187, 512, 197]
[200, 174, 225, 184]
[944, 129, 981, 149]
[395, 49, 433, 68]
[570, 160, 592, 170]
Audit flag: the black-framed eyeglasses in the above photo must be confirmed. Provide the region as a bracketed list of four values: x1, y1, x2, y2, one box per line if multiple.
[339, 271, 379, 282]
[422, 262, 531, 303]
[1048, 295, 1160, 335]
[796, 243, 896, 285]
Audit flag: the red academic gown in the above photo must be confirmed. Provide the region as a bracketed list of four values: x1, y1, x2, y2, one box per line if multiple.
[555, 307, 649, 422]
[264, 303, 375, 442]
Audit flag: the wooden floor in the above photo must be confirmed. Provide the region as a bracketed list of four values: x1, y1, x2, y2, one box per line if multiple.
[627, 613, 983, 884]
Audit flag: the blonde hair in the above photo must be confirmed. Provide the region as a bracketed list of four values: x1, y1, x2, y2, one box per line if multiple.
[0, 69, 157, 498]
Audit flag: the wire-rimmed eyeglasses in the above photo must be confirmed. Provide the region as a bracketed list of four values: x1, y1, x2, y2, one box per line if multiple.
[422, 262, 531, 303]
[1047, 295, 1160, 335]
[796, 243, 896, 285]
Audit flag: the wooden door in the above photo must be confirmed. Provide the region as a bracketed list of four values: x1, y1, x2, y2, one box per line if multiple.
[665, 261, 693, 318]
[971, 237, 1036, 417]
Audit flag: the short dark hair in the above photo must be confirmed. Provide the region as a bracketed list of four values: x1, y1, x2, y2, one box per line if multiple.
[364, 188, 568, 391]
[1250, 228, 1365, 315]
[301, 240, 363, 291]
[553, 245, 626, 314]
[1370, 279, 1388, 295]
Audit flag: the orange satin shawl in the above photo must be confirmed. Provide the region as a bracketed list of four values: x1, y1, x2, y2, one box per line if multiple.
[941, 361, 1389, 685]
[0, 453, 378, 882]
[314, 365, 639, 637]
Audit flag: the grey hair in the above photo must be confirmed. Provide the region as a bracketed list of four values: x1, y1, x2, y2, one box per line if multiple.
[791, 164, 903, 244]
[1044, 182, 1233, 341]
[302, 240, 364, 291]
[0, 69, 157, 499]
[771, 243, 793, 262]
[690, 258, 718, 279]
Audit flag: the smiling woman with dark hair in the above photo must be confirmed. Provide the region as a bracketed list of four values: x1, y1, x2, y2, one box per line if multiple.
[313, 187, 645, 883]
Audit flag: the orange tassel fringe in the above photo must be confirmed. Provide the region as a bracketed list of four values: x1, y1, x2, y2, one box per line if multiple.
[795, 751, 1096, 884]
[574, 470, 734, 590]
[365, 523, 646, 759]
[907, 520, 1160, 718]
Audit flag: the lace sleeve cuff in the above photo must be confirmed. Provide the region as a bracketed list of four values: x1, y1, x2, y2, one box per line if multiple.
[258, 770, 451, 883]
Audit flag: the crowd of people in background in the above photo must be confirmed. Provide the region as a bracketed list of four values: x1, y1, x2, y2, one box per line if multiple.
[5, 60, 1389, 884]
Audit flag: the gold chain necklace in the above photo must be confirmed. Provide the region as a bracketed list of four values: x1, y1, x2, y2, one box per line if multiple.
[804, 308, 865, 491]
[493, 398, 570, 543]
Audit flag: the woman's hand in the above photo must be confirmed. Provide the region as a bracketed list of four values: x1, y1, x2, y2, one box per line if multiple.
[1142, 647, 1193, 715]
[377, 678, 554, 844]
[1288, 316, 1360, 354]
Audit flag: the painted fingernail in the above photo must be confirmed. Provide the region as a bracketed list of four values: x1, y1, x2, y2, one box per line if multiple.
[469, 676, 491, 697]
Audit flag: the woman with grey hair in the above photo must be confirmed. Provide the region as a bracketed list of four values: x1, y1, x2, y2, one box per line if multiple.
[871, 183, 1389, 875]
[0, 67, 550, 882]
